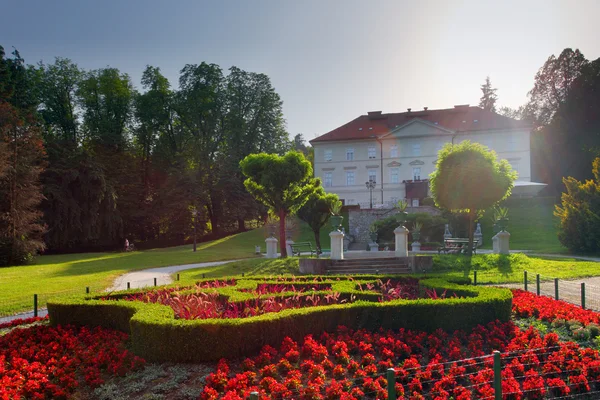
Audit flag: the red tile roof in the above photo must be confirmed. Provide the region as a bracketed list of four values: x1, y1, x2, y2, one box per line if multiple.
[310, 106, 531, 143]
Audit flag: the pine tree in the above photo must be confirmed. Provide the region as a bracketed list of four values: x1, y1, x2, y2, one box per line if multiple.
[479, 76, 498, 112]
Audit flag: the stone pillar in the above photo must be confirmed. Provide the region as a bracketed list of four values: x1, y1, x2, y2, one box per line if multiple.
[329, 230, 344, 260]
[266, 237, 278, 259]
[492, 234, 499, 254]
[394, 226, 409, 257]
[474, 223, 483, 247]
[286, 240, 294, 257]
[497, 231, 510, 255]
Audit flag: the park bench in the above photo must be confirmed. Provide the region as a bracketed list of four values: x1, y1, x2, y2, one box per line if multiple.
[438, 238, 478, 255]
[290, 242, 319, 257]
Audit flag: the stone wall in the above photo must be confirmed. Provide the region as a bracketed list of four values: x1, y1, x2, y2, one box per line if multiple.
[348, 206, 442, 244]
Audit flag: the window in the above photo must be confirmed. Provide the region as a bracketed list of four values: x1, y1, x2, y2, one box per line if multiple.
[412, 167, 421, 181]
[346, 171, 355, 186]
[324, 149, 332, 162]
[412, 199, 420, 207]
[368, 169, 377, 183]
[509, 160, 519, 175]
[324, 172, 332, 187]
[346, 199, 356, 205]
[368, 146, 376, 159]
[390, 168, 399, 184]
[412, 143, 421, 156]
[390, 145, 398, 158]
[346, 148, 354, 161]
[507, 135, 517, 151]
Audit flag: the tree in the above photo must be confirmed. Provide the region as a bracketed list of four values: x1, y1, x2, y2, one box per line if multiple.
[296, 188, 340, 252]
[0, 46, 46, 265]
[430, 141, 516, 255]
[240, 151, 318, 257]
[555, 158, 600, 253]
[479, 76, 498, 112]
[527, 48, 588, 128]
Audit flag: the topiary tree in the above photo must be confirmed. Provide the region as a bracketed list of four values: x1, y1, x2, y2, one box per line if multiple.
[240, 151, 318, 257]
[296, 188, 340, 253]
[430, 141, 516, 255]
[555, 157, 600, 253]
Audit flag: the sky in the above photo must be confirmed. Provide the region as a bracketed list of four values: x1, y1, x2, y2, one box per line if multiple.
[1, 0, 599, 141]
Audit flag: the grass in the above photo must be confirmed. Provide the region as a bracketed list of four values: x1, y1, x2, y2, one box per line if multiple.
[431, 253, 600, 284]
[479, 197, 567, 254]
[0, 216, 340, 316]
[175, 253, 600, 287]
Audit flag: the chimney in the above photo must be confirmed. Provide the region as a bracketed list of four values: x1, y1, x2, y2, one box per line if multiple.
[423, 107, 428, 111]
[407, 108, 412, 113]
[454, 104, 470, 109]
[367, 111, 385, 119]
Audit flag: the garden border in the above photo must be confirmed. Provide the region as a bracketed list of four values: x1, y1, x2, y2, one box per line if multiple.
[47, 275, 512, 362]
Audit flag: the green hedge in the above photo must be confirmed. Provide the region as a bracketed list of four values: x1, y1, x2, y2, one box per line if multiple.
[47, 276, 511, 363]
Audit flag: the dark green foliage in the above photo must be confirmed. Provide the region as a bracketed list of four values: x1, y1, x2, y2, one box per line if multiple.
[479, 76, 498, 112]
[430, 141, 516, 255]
[240, 151, 318, 256]
[371, 213, 448, 245]
[0, 46, 46, 265]
[48, 276, 512, 362]
[296, 188, 340, 251]
[555, 158, 600, 253]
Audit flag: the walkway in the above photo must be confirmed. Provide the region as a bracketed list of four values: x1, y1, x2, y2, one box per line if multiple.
[108, 259, 243, 291]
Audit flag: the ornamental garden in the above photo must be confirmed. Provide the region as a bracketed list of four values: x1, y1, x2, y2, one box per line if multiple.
[4, 272, 600, 399]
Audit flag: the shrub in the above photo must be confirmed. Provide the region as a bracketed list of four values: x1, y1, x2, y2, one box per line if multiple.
[371, 213, 448, 244]
[48, 276, 512, 363]
[555, 158, 600, 253]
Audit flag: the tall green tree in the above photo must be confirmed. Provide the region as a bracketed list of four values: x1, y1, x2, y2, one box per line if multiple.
[296, 188, 340, 252]
[430, 141, 516, 255]
[479, 76, 498, 112]
[0, 46, 46, 265]
[240, 151, 317, 257]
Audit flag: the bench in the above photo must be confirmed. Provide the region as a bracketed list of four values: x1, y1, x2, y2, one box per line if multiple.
[438, 238, 478, 255]
[290, 242, 319, 257]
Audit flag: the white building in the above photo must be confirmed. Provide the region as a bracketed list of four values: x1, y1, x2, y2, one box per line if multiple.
[310, 105, 544, 208]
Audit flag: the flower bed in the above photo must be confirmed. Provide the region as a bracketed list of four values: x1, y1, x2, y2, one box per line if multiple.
[0, 323, 144, 399]
[200, 321, 600, 399]
[512, 289, 600, 325]
[0, 315, 47, 330]
[48, 276, 511, 362]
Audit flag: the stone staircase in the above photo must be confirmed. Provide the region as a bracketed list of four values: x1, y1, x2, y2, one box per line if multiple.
[326, 257, 411, 275]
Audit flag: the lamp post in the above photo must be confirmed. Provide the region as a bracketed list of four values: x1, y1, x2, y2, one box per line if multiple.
[192, 209, 197, 252]
[365, 179, 376, 209]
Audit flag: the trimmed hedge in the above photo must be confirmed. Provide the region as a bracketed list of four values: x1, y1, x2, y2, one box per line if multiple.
[47, 276, 512, 363]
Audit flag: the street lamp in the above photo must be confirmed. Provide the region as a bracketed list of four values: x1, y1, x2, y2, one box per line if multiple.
[365, 179, 376, 209]
[192, 209, 198, 252]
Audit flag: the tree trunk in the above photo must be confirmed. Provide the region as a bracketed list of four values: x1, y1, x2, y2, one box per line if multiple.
[313, 229, 322, 253]
[467, 210, 475, 256]
[279, 208, 287, 257]
[237, 217, 246, 233]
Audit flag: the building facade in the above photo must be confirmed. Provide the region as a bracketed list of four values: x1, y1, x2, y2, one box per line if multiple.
[310, 105, 539, 209]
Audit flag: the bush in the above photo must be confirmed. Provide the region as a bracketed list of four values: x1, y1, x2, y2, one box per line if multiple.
[371, 213, 448, 244]
[555, 158, 600, 253]
[48, 276, 512, 363]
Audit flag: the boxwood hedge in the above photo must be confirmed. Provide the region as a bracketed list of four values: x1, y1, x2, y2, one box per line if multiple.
[47, 275, 512, 362]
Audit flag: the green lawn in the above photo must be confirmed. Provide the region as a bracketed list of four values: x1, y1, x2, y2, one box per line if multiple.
[0, 217, 342, 316]
[175, 253, 600, 287]
[479, 197, 567, 253]
[430, 253, 600, 284]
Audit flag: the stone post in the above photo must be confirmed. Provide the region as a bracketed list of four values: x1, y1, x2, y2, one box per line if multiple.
[265, 237, 278, 259]
[474, 223, 483, 247]
[492, 234, 499, 253]
[329, 230, 344, 260]
[286, 240, 294, 257]
[443, 224, 452, 240]
[412, 241, 421, 252]
[497, 231, 510, 255]
[394, 226, 409, 257]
